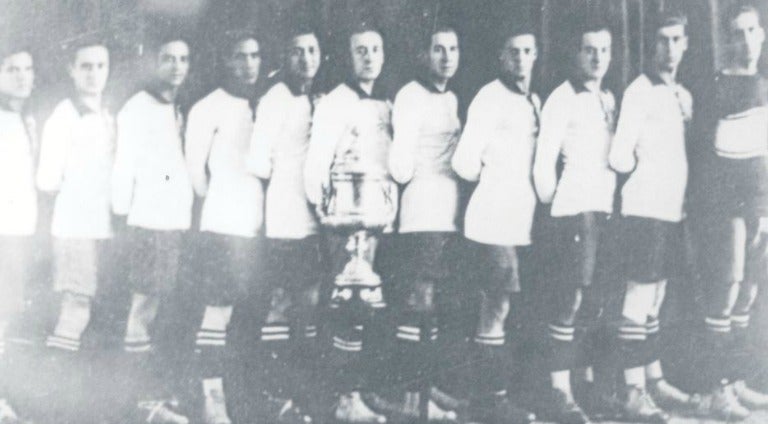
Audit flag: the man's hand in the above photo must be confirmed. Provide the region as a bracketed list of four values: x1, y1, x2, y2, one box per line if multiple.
[753, 216, 768, 258]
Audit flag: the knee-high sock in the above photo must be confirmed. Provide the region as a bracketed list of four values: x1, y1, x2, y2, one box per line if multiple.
[730, 279, 757, 382]
[548, 323, 576, 373]
[703, 315, 734, 388]
[195, 305, 233, 379]
[702, 279, 742, 387]
[47, 292, 92, 352]
[473, 333, 508, 398]
[125, 293, 161, 353]
[644, 318, 660, 371]
[394, 313, 437, 392]
[256, 321, 293, 398]
[327, 316, 365, 394]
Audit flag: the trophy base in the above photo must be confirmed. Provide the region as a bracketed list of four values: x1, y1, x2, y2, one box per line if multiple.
[329, 231, 386, 310]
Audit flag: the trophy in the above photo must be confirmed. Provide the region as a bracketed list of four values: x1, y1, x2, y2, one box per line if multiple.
[318, 143, 397, 310]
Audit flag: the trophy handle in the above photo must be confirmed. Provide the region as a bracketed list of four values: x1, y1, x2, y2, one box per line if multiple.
[383, 181, 398, 223]
[318, 183, 335, 220]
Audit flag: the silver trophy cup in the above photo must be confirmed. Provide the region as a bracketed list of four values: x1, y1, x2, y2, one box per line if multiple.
[319, 158, 397, 309]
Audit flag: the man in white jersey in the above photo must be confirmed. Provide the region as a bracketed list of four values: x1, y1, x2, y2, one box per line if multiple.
[112, 34, 192, 424]
[304, 22, 392, 424]
[374, 24, 462, 423]
[185, 29, 263, 424]
[608, 11, 695, 423]
[37, 38, 114, 357]
[533, 19, 617, 424]
[0, 40, 37, 424]
[245, 24, 323, 424]
[452, 25, 540, 424]
[688, 4, 768, 420]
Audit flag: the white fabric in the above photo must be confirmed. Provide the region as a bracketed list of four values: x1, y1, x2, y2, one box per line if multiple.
[304, 83, 394, 206]
[453, 79, 539, 246]
[186, 88, 263, 237]
[609, 74, 691, 222]
[389, 81, 461, 233]
[533, 80, 616, 217]
[112, 91, 193, 231]
[715, 106, 768, 159]
[38, 99, 114, 239]
[247, 82, 317, 239]
[0, 109, 36, 235]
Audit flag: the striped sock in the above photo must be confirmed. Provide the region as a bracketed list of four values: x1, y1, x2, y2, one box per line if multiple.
[643, 318, 660, 366]
[304, 324, 318, 339]
[731, 314, 750, 330]
[260, 324, 291, 343]
[548, 323, 576, 371]
[617, 321, 647, 369]
[474, 333, 507, 395]
[704, 315, 734, 387]
[195, 329, 227, 351]
[705, 315, 732, 334]
[46, 334, 81, 352]
[124, 335, 152, 353]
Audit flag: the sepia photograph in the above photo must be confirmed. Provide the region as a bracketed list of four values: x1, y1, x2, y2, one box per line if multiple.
[1, 0, 768, 423]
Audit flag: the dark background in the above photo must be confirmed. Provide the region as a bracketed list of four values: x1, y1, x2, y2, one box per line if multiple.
[4, 0, 768, 113]
[3, 1, 768, 423]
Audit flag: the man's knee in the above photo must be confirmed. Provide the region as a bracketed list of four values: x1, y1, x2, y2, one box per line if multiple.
[733, 279, 759, 316]
[554, 287, 583, 326]
[404, 280, 435, 313]
[707, 280, 741, 319]
[477, 291, 510, 336]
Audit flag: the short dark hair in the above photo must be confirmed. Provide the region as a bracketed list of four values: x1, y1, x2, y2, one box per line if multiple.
[221, 28, 261, 59]
[145, 34, 190, 59]
[422, 24, 459, 52]
[652, 10, 688, 33]
[724, 3, 762, 35]
[347, 21, 384, 46]
[282, 22, 320, 51]
[572, 17, 612, 50]
[62, 35, 109, 64]
[497, 22, 538, 52]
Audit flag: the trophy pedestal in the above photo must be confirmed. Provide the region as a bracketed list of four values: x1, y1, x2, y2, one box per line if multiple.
[329, 230, 386, 310]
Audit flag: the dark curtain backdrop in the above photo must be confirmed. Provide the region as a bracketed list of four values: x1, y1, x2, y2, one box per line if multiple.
[4, 0, 768, 393]
[4, 0, 768, 114]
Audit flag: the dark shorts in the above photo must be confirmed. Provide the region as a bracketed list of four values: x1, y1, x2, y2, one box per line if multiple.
[464, 238, 521, 294]
[694, 154, 768, 218]
[196, 231, 261, 304]
[394, 232, 457, 283]
[693, 214, 768, 284]
[0, 236, 32, 317]
[618, 216, 682, 283]
[263, 236, 324, 291]
[126, 227, 183, 296]
[549, 212, 610, 289]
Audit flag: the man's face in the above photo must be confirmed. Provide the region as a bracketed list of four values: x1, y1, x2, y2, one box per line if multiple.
[227, 38, 261, 85]
[730, 11, 765, 67]
[288, 33, 321, 81]
[654, 24, 688, 72]
[155, 40, 190, 88]
[69, 45, 109, 96]
[499, 34, 537, 80]
[577, 29, 612, 81]
[427, 31, 460, 81]
[0, 51, 34, 100]
[350, 31, 384, 82]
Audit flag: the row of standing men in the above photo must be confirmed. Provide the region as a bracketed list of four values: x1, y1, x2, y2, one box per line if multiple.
[1, 5, 768, 424]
